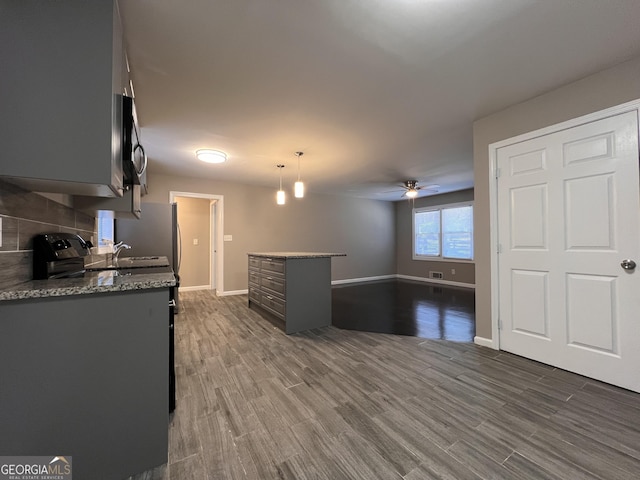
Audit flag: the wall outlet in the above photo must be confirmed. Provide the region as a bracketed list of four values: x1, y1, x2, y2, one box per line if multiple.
[223, 235, 233, 242]
[451, 268, 456, 275]
[193, 238, 199, 246]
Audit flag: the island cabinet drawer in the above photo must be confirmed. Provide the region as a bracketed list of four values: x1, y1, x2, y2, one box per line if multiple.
[248, 287, 261, 304]
[261, 258, 285, 274]
[248, 256, 261, 269]
[261, 275, 285, 296]
[261, 293, 285, 319]
[248, 269, 261, 286]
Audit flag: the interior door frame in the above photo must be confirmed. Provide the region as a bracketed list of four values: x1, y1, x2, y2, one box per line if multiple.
[488, 98, 640, 351]
[169, 191, 225, 295]
[210, 199, 217, 290]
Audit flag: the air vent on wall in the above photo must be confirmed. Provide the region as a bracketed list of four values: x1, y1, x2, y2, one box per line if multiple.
[429, 271, 444, 280]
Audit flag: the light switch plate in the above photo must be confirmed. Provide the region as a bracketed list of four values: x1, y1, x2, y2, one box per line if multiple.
[223, 234, 233, 242]
[193, 238, 199, 246]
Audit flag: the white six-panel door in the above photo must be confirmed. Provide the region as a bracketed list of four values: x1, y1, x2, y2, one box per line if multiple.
[496, 110, 640, 392]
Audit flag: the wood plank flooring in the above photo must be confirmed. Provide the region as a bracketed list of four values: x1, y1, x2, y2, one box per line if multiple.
[332, 280, 475, 341]
[130, 290, 640, 480]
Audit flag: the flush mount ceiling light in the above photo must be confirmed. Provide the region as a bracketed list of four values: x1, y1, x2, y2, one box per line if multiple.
[196, 149, 227, 164]
[276, 164, 286, 205]
[294, 151, 304, 198]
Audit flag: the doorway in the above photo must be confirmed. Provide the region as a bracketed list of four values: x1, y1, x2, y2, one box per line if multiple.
[170, 191, 224, 294]
[489, 101, 640, 392]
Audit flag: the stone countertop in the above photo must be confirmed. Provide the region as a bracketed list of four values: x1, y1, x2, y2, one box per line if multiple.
[84, 255, 171, 270]
[248, 252, 347, 259]
[0, 269, 176, 302]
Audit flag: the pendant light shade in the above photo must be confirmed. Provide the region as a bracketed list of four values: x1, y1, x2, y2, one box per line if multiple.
[276, 164, 285, 205]
[294, 151, 304, 198]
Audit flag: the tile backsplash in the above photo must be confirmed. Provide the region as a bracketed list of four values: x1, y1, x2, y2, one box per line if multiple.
[0, 179, 96, 289]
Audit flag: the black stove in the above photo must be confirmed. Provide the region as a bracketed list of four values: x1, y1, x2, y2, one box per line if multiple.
[33, 233, 91, 279]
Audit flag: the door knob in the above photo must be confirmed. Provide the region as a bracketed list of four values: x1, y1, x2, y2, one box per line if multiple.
[620, 259, 637, 270]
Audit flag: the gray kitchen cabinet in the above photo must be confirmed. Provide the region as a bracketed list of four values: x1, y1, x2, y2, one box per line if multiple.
[0, 0, 127, 197]
[248, 252, 346, 334]
[0, 289, 169, 480]
[74, 183, 142, 219]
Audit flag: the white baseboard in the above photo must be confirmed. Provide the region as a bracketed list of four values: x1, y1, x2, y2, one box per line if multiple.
[218, 289, 248, 297]
[178, 286, 246, 296]
[179, 285, 211, 292]
[474, 336, 497, 349]
[396, 274, 475, 289]
[332, 275, 396, 286]
[203, 276, 472, 295]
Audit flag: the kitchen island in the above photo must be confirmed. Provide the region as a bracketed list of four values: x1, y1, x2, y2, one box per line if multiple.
[0, 269, 175, 480]
[248, 252, 346, 334]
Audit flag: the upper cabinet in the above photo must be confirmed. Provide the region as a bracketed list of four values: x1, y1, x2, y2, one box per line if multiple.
[0, 0, 127, 197]
[75, 184, 142, 220]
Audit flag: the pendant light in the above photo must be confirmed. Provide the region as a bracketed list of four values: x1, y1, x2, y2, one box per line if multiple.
[294, 151, 304, 198]
[276, 164, 286, 205]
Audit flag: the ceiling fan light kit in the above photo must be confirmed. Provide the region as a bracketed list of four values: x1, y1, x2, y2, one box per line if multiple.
[405, 188, 419, 198]
[383, 180, 439, 200]
[403, 180, 420, 199]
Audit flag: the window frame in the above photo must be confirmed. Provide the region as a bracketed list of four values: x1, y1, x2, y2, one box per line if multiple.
[412, 201, 474, 262]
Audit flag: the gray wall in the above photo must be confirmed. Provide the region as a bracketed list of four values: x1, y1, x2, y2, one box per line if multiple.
[145, 173, 397, 292]
[473, 55, 640, 340]
[175, 196, 212, 288]
[395, 189, 475, 285]
[0, 179, 96, 289]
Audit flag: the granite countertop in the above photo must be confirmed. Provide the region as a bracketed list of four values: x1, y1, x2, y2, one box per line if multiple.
[84, 255, 171, 270]
[248, 252, 347, 259]
[0, 269, 176, 302]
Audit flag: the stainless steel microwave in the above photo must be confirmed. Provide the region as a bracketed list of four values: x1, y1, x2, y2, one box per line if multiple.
[122, 95, 147, 186]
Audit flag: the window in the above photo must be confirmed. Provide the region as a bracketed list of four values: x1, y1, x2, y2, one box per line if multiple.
[96, 210, 115, 248]
[413, 202, 473, 261]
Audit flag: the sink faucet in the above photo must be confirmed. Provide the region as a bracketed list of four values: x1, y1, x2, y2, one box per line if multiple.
[113, 241, 132, 263]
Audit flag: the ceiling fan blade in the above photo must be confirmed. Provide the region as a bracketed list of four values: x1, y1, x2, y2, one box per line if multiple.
[377, 188, 406, 194]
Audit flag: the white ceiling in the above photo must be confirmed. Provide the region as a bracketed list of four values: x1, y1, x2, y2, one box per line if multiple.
[119, 0, 640, 201]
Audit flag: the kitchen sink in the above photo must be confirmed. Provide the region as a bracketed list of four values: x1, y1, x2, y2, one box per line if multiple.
[85, 255, 170, 272]
[110, 266, 173, 276]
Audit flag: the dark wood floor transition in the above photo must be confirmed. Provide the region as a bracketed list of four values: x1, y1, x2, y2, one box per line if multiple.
[131, 290, 640, 480]
[332, 279, 475, 341]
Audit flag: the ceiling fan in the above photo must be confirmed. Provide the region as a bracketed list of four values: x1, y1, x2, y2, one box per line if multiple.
[388, 180, 439, 199]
